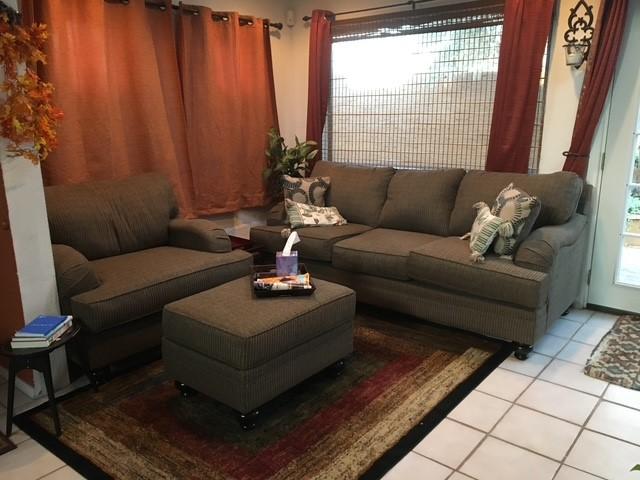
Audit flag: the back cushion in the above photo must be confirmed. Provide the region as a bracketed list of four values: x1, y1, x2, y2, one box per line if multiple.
[379, 168, 465, 236]
[449, 170, 584, 236]
[311, 161, 395, 226]
[45, 173, 179, 260]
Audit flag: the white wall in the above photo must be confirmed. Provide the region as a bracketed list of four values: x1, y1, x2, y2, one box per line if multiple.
[0, 0, 67, 396]
[539, 0, 602, 174]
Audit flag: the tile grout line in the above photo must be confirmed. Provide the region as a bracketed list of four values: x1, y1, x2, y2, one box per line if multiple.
[35, 464, 68, 480]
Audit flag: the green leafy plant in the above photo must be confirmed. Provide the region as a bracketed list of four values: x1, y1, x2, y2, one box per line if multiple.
[633, 464, 640, 472]
[263, 128, 318, 198]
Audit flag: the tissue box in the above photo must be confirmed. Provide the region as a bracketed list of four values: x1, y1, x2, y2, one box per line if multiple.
[276, 251, 299, 276]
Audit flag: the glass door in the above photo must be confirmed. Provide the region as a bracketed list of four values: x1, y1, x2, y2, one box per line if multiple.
[588, 0, 640, 313]
[617, 130, 640, 287]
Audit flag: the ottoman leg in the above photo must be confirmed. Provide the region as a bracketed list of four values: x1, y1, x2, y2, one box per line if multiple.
[238, 409, 260, 431]
[175, 381, 197, 398]
[328, 358, 346, 377]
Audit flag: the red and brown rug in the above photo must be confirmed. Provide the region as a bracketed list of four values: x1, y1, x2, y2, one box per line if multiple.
[16, 307, 509, 480]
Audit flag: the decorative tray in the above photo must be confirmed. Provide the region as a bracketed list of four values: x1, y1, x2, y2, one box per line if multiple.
[252, 264, 316, 298]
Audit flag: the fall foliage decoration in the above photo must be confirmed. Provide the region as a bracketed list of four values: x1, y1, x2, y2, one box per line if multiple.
[0, 12, 62, 164]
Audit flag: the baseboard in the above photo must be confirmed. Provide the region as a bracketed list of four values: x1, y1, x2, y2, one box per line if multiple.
[586, 303, 637, 316]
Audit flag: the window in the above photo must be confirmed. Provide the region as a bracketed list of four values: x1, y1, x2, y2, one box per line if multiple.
[322, 1, 547, 172]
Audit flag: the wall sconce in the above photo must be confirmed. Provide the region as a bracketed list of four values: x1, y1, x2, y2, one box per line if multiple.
[563, 0, 594, 69]
[564, 42, 589, 68]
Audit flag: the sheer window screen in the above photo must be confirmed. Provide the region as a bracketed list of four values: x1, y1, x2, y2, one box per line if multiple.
[322, 1, 548, 173]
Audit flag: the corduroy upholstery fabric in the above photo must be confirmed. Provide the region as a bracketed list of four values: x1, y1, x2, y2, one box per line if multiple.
[311, 161, 395, 226]
[163, 321, 353, 413]
[168, 219, 231, 253]
[75, 314, 163, 370]
[379, 168, 465, 235]
[408, 237, 549, 309]
[304, 260, 545, 345]
[250, 223, 372, 261]
[514, 214, 588, 273]
[449, 170, 583, 236]
[52, 244, 101, 314]
[71, 247, 252, 333]
[332, 228, 441, 281]
[45, 173, 179, 260]
[163, 277, 355, 370]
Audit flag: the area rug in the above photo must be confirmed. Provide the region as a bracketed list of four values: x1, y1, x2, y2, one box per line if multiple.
[16, 307, 509, 480]
[585, 314, 640, 390]
[0, 431, 16, 456]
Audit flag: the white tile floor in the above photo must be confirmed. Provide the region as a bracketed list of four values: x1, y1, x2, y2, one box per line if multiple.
[1, 308, 637, 480]
[385, 308, 640, 480]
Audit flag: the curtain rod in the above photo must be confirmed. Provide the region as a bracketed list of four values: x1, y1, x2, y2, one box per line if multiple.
[302, 0, 439, 22]
[151, 1, 284, 30]
[102, 1, 282, 29]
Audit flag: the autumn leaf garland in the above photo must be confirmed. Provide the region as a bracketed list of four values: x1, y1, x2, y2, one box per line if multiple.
[0, 12, 62, 164]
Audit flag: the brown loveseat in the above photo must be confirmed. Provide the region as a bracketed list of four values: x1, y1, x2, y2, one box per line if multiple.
[251, 161, 589, 358]
[45, 173, 253, 375]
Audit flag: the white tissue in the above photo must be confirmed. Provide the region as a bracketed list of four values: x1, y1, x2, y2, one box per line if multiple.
[282, 231, 301, 256]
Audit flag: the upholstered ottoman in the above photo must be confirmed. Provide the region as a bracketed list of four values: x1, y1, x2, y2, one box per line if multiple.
[162, 276, 355, 428]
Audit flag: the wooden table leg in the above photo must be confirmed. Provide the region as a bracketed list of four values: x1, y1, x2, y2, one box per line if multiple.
[5, 358, 15, 437]
[42, 354, 61, 436]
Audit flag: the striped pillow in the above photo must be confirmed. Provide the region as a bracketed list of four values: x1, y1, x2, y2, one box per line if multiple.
[462, 202, 506, 263]
[491, 183, 541, 256]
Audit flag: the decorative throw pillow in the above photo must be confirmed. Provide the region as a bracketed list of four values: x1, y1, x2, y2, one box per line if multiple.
[282, 175, 331, 207]
[491, 183, 541, 256]
[285, 199, 347, 229]
[461, 202, 506, 263]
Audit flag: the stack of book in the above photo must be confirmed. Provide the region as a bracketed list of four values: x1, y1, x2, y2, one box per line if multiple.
[10, 315, 73, 349]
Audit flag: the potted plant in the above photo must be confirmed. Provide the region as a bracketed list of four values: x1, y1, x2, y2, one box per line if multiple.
[263, 128, 318, 198]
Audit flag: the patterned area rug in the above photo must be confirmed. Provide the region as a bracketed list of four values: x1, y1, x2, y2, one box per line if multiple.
[0, 431, 16, 456]
[16, 308, 508, 480]
[585, 314, 640, 390]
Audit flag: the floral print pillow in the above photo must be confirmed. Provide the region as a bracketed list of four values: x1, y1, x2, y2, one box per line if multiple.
[285, 199, 347, 228]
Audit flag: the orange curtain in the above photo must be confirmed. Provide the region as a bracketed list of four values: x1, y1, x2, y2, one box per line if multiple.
[177, 7, 279, 215]
[29, 0, 195, 214]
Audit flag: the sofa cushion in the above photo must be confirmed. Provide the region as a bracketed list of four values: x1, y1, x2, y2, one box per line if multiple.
[71, 247, 252, 333]
[311, 161, 395, 226]
[408, 237, 549, 309]
[333, 228, 441, 281]
[379, 168, 465, 236]
[449, 170, 583, 236]
[45, 173, 179, 260]
[250, 224, 372, 261]
[163, 277, 355, 370]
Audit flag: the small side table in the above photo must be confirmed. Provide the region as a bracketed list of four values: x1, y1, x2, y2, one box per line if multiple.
[0, 325, 80, 437]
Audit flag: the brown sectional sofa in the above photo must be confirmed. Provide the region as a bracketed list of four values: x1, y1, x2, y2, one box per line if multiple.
[45, 174, 253, 374]
[251, 161, 589, 357]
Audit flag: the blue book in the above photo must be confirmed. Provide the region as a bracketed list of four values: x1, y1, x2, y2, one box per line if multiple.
[15, 315, 72, 338]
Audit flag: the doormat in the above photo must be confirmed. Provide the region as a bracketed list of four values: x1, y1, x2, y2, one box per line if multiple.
[585, 314, 640, 390]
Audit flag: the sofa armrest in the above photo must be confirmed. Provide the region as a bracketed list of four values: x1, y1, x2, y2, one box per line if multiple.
[52, 244, 101, 312]
[514, 214, 588, 273]
[168, 218, 231, 253]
